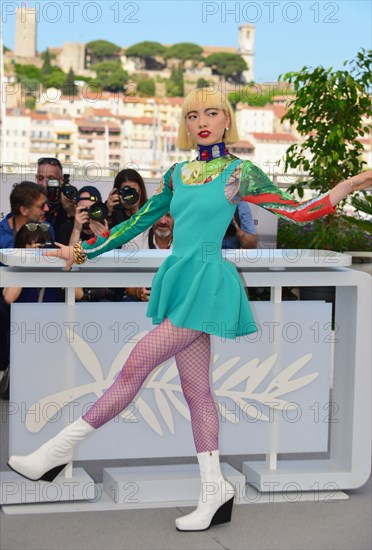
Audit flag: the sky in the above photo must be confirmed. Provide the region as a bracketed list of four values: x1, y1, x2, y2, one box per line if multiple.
[1, 0, 371, 82]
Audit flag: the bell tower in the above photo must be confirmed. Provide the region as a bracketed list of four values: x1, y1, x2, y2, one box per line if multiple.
[238, 24, 255, 83]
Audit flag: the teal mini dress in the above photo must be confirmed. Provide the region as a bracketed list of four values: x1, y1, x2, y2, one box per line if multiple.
[82, 154, 336, 339]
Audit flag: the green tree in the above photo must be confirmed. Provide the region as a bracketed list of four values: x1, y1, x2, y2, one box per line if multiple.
[166, 65, 184, 97]
[204, 53, 247, 81]
[3, 45, 10, 53]
[41, 48, 52, 76]
[279, 48, 372, 251]
[14, 63, 41, 82]
[280, 49, 371, 199]
[125, 41, 166, 70]
[136, 77, 156, 97]
[41, 67, 67, 90]
[228, 85, 292, 107]
[91, 61, 129, 92]
[62, 68, 78, 96]
[164, 43, 203, 64]
[86, 40, 121, 64]
[196, 78, 212, 89]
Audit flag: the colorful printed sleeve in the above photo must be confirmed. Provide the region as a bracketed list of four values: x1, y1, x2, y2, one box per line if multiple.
[81, 165, 175, 259]
[239, 161, 336, 224]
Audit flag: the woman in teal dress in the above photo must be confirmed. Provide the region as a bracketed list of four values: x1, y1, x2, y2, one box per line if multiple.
[9, 88, 372, 531]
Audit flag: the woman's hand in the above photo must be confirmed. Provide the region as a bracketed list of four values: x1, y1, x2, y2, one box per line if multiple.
[106, 189, 121, 216]
[73, 206, 90, 233]
[43, 242, 76, 271]
[330, 169, 372, 206]
[89, 219, 109, 237]
[349, 169, 372, 192]
[136, 287, 151, 301]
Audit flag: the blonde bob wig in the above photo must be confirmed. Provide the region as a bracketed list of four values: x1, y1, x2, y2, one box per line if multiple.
[177, 87, 239, 150]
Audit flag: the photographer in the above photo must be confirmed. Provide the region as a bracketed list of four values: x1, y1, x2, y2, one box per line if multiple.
[57, 186, 109, 246]
[36, 157, 76, 234]
[56, 186, 124, 303]
[106, 169, 148, 228]
[0, 181, 54, 250]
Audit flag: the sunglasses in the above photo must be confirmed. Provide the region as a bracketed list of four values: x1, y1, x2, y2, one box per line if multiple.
[25, 222, 50, 232]
[37, 158, 63, 169]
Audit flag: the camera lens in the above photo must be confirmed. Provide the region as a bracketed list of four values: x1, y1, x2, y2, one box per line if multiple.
[115, 186, 140, 209]
[62, 184, 78, 200]
[88, 202, 108, 222]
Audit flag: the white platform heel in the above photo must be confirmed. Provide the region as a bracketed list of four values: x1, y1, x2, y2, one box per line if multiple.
[175, 450, 235, 531]
[8, 418, 94, 481]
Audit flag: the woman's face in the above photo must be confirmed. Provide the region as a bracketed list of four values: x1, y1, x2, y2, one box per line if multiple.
[185, 106, 230, 146]
[120, 180, 141, 207]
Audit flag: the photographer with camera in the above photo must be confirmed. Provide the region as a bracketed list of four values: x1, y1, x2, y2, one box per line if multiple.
[36, 157, 76, 234]
[0, 181, 54, 250]
[57, 186, 124, 303]
[57, 186, 108, 246]
[106, 168, 149, 228]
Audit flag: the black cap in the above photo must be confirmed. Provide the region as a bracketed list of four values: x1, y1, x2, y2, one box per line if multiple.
[76, 186, 102, 204]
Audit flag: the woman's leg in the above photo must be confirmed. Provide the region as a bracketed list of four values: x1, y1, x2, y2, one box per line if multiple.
[83, 317, 204, 428]
[174, 332, 235, 532]
[8, 318, 204, 481]
[175, 332, 219, 453]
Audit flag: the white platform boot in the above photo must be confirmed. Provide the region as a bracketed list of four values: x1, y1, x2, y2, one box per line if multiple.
[8, 418, 95, 482]
[175, 450, 235, 531]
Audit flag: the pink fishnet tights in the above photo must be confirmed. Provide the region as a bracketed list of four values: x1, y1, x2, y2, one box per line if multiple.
[83, 317, 219, 453]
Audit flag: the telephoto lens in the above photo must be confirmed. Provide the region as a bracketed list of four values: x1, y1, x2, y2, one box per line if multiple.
[61, 184, 78, 200]
[114, 186, 139, 209]
[88, 202, 109, 223]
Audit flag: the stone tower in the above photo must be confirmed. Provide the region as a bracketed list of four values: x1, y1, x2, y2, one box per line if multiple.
[238, 24, 255, 83]
[14, 3, 37, 58]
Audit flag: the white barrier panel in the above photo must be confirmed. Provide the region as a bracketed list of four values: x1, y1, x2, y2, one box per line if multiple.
[0, 248, 370, 506]
[9, 301, 331, 459]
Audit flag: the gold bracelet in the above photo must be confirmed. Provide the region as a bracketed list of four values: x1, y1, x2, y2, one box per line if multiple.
[73, 242, 87, 265]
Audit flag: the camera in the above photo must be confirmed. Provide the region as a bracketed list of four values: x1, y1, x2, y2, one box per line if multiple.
[46, 176, 78, 204]
[61, 175, 78, 200]
[81, 202, 108, 230]
[39, 242, 57, 249]
[114, 186, 139, 209]
[61, 183, 78, 200]
[46, 179, 61, 206]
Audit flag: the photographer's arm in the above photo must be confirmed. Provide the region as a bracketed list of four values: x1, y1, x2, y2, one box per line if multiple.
[68, 207, 89, 246]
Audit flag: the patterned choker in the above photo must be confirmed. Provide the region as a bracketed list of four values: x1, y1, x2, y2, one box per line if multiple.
[197, 142, 229, 161]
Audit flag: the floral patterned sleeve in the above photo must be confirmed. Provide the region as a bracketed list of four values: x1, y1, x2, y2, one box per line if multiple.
[81, 165, 175, 259]
[239, 161, 336, 224]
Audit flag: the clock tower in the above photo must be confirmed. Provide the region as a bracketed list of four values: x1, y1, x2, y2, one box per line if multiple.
[238, 24, 255, 83]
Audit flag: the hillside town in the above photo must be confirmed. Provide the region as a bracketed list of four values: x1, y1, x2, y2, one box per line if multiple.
[1, 5, 371, 181]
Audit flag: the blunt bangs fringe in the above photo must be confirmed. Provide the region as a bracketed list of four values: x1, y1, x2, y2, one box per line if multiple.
[177, 88, 240, 150]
